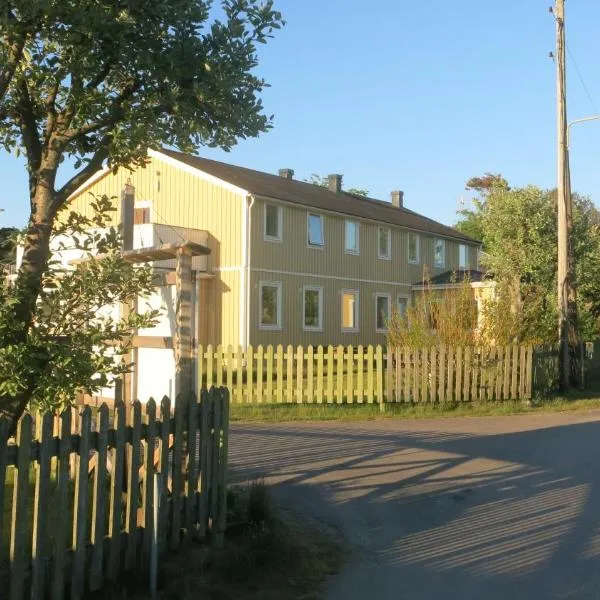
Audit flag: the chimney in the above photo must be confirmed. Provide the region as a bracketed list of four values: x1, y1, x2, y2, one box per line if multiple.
[391, 190, 404, 208]
[278, 168, 294, 180]
[328, 174, 343, 193]
[121, 180, 135, 251]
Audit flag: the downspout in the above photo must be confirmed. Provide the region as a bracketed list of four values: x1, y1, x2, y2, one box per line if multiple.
[244, 195, 255, 349]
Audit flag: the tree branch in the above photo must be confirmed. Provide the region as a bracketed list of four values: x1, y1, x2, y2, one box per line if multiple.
[61, 79, 140, 142]
[54, 143, 110, 209]
[14, 79, 42, 172]
[0, 6, 28, 102]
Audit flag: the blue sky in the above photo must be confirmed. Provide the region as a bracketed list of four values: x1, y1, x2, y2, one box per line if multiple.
[2, 0, 600, 228]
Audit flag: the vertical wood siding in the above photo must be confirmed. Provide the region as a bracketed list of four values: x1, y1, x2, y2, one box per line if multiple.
[65, 155, 245, 348]
[250, 197, 478, 285]
[248, 198, 480, 347]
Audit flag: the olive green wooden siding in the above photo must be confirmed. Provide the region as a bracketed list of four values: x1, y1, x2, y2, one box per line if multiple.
[249, 197, 478, 285]
[247, 197, 479, 347]
[248, 270, 411, 347]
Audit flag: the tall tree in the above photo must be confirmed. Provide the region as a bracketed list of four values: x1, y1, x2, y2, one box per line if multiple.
[457, 177, 600, 346]
[0, 1, 283, 428]
[455, 173, 509, 242]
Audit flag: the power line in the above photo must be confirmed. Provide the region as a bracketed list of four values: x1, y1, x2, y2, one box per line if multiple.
[566, 42, 600, 114]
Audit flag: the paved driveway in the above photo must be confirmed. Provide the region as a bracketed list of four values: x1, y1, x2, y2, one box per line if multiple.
[229, 411, 600, 599]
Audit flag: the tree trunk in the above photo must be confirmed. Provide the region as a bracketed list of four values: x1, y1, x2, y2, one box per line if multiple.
[0, 183, 56, 434]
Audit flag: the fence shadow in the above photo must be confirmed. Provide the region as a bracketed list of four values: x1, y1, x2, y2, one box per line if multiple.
[229, 416, 600, 599]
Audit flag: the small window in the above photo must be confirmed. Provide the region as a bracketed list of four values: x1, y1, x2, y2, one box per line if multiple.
[259, 282, 282, 329]
[376, 294, 391, 332]
[308, 213, 324, 247]
[264, 204, 282, 241]
[303, 286, 323, 331]
[341, 290, 359, 331]
[378, 227, 391, 259]
[396, 295, 408, 318]
[434, 239, 446, 268]
[345, 220, 359, 254]
[134, 200, 152, 225]
[408, 233, 420, 264]
[459, 244, 468, 269]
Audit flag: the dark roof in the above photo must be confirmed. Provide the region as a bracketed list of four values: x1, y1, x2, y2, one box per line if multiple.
[159, 149, 480, 244]
[413, 269, 489, 286]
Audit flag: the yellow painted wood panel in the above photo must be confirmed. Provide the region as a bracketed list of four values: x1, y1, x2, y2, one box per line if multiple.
[65, 155, 244, 269]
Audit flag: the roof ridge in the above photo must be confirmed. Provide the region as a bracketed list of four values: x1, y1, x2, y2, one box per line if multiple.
[157, 148, 481, 244]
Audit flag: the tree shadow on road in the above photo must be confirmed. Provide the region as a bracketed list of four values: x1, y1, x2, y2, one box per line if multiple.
[229, 417, 600, 599]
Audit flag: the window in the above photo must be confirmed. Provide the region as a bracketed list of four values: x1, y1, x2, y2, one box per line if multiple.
[408, 233, 420, 264]
[376, 294, 391, 332]
[303, 286, 323, 330]
[134, 200, 151, 225]
[396, 295, 408, 318]
[341, 290, 359, 331]
[259, 282, 282, 329]
[264, 204, 282, 241]
[345, 220, 359, 254]
[434, 238, 446, 268]
[459, 244, 468, 269]
[378, 227, 391, 259]
[307, 213, 324, 247]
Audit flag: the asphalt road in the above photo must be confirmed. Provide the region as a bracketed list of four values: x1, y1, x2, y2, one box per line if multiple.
[229, 411, 600, 599]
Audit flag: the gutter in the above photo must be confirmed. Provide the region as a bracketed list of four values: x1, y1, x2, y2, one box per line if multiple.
[240, 194, 255, 349]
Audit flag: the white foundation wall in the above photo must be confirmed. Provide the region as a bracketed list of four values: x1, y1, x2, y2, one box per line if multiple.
[136, 348, 176, 402]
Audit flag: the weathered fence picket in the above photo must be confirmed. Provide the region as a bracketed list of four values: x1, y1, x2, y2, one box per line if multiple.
[1, 387, 230, 600]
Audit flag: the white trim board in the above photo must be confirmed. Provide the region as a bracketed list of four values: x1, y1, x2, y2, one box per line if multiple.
[149, 149, 249, 196]
[66, 166, 111, 200]
[251, 268, 413, 288]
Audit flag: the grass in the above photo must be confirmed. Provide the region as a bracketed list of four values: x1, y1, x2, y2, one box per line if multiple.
[90, 480, 345, 600]
[230, 392, 600, 423]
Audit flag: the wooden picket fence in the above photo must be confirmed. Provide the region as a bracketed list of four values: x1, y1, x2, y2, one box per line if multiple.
[386, 345, 534, 403]
[198, 344, 385, 404]
[197, 344, 535, 405]
[0, 387, 230, 600]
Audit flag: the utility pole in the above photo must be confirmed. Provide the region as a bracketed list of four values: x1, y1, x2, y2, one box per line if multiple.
[555, 0, 571, 390]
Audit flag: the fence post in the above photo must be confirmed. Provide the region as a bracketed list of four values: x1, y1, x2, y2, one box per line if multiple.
[150, 472, 161, 600]
[71, 407, 92, 600]
[215, 388, 230, 548]
[376, 345, 384, 409]
[51, 410, 72, 600]
[0, 418, 9, 563]
[90, 404, 109, 592]
[108, 402, 126, 582]
[386, 346, 393, 405]
[10, 414, 32, 600]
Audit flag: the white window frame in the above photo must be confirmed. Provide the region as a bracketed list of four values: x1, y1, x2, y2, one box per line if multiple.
[434, 238, 446, 268]
[263, 203, 282, 242]
[459, 243, 468, 269]
[375, 293, 392, 333]
[258, 281, 282, 330]
[302, 285, 323, 331]
[378, 227, 391, 260]
[396, 294, 409, 318]
[341, 289, 359, 333]
[307, 212, 325, 248]
[408, 232, 420, 264]
[344, 220, 360, 255]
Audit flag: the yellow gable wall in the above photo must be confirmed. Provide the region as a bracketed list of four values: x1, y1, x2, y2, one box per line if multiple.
[65, 154, 246, 348]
